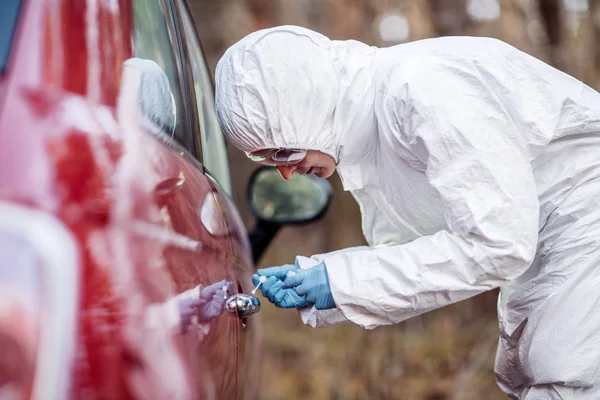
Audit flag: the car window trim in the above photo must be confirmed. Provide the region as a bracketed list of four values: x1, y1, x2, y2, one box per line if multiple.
[173, 0, 206, 163]
[160, 0, 200, 160]
[176, 1, 233, 195]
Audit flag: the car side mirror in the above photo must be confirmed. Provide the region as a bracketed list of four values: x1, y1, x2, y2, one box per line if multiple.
[247, 167, 332, 263]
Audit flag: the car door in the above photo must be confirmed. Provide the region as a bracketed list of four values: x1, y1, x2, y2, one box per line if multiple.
[127, 0, 241, 398]
[175, 3, 261, 398]
[0, 0, 244, 397]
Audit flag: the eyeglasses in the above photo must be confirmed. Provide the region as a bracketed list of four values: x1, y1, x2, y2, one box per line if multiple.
[245, 148, 307, 165]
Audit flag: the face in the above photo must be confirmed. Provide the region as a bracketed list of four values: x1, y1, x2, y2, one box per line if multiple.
[275, 150, 336, 180]
[252, 150, 336, 180]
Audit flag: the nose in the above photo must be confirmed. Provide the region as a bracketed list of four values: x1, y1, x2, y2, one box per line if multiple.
[276, 165, 296, 180]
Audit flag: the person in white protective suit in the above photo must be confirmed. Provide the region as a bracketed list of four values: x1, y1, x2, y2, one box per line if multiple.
[214, 26, 600, 399]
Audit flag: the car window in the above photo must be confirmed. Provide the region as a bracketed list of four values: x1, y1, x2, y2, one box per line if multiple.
[0, 0, 22, 73]
[132, 0, 195, 155]
[179, 2, 232, 195]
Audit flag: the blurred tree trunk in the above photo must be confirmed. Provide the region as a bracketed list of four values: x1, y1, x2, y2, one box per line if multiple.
[537, 0, 564, 69]
[278, 0, 323, 29]
[591, 0, 600, 74]
[247, 0, 277, 29]
[190, 0, 227, 63]
[191, 0, 253, 70]
[324, 0, 377, 41]
[427, 0, 470, 36]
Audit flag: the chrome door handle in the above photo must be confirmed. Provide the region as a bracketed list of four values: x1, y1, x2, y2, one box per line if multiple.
[226, 294, 261, 318]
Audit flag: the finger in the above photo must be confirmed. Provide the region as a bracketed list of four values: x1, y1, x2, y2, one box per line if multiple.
[287, 290, 309, 308]
[293, 294, 310, 308]
[199, 286, 217, 301]
[205, 280, 227, 292]
[257, 264, 298, 280]
[294, 281, 310, 297]
[212, 298, 226, 308]
[273, 289, 288, 306]
[283, 270, 305, 289]
[201, 281, 228, 300]
[252, 274, 260, 287]
[256, 266, 284, 277]
[266, 280, 283, 303]
[259, 276, 279, 297]
[213, 290, 225, 302]
[299, 283, 316, 304]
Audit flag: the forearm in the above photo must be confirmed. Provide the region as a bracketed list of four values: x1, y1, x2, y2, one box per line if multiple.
[315, 230, 532, 329]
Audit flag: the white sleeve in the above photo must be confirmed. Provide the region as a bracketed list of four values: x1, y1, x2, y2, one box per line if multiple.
[316, 59, 540, 329]
[295, 249, 368, 328]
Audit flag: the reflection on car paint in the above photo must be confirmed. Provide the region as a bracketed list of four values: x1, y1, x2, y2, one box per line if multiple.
[143, 280, 233, 338]
[176, 280, 232, 334]
[154, 173, 185, 205]
[200, 192, 231, 237]
[130, 219, 203, 251]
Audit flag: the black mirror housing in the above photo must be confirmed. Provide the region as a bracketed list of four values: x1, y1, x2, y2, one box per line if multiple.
[247, 167, 332, 263]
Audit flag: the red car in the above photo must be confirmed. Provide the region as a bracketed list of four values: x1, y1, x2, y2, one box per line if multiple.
[0, 0, 331, 398]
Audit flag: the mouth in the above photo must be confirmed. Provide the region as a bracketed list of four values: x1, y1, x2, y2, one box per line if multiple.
[296, 166, 323, 177]
[308, 167, 325, 178]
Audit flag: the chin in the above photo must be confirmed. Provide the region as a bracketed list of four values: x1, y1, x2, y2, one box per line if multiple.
[317, 169, 334, 179]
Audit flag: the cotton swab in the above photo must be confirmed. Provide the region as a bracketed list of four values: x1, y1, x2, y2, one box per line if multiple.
[252, 276, 267, 294]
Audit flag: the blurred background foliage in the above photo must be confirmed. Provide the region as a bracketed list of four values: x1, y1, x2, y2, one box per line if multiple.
[188, 1, 600, 399]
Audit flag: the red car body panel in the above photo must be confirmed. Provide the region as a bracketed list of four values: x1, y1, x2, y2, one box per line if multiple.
[0, 0, 257, 398]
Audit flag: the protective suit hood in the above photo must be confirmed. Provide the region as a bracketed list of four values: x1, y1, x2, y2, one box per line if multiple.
[215, 26, 378, 166]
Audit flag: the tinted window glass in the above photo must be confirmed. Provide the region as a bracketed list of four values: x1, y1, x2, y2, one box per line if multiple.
[132, 0, 194, 153]
[179, 3, 232, 195]
[0, 0, 22, 73]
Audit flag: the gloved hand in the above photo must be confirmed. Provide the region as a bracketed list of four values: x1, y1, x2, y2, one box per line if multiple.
[252, 264, 309, 308]
[178, 280, 231, 331]
[196, 280, 231, 321]
[282, 262, 336, 310]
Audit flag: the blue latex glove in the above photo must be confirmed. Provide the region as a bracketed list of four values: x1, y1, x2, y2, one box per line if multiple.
[179, 280, 231, 332]
[252, 264, 309, 308]
[197, 280, 231, 321]
[282, 262, 336, 310]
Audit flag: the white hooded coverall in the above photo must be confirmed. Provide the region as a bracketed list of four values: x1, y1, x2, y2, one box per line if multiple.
[215, 26, 600, 399]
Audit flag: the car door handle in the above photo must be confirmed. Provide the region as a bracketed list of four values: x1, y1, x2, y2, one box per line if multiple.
[226, 294, 261, 318]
